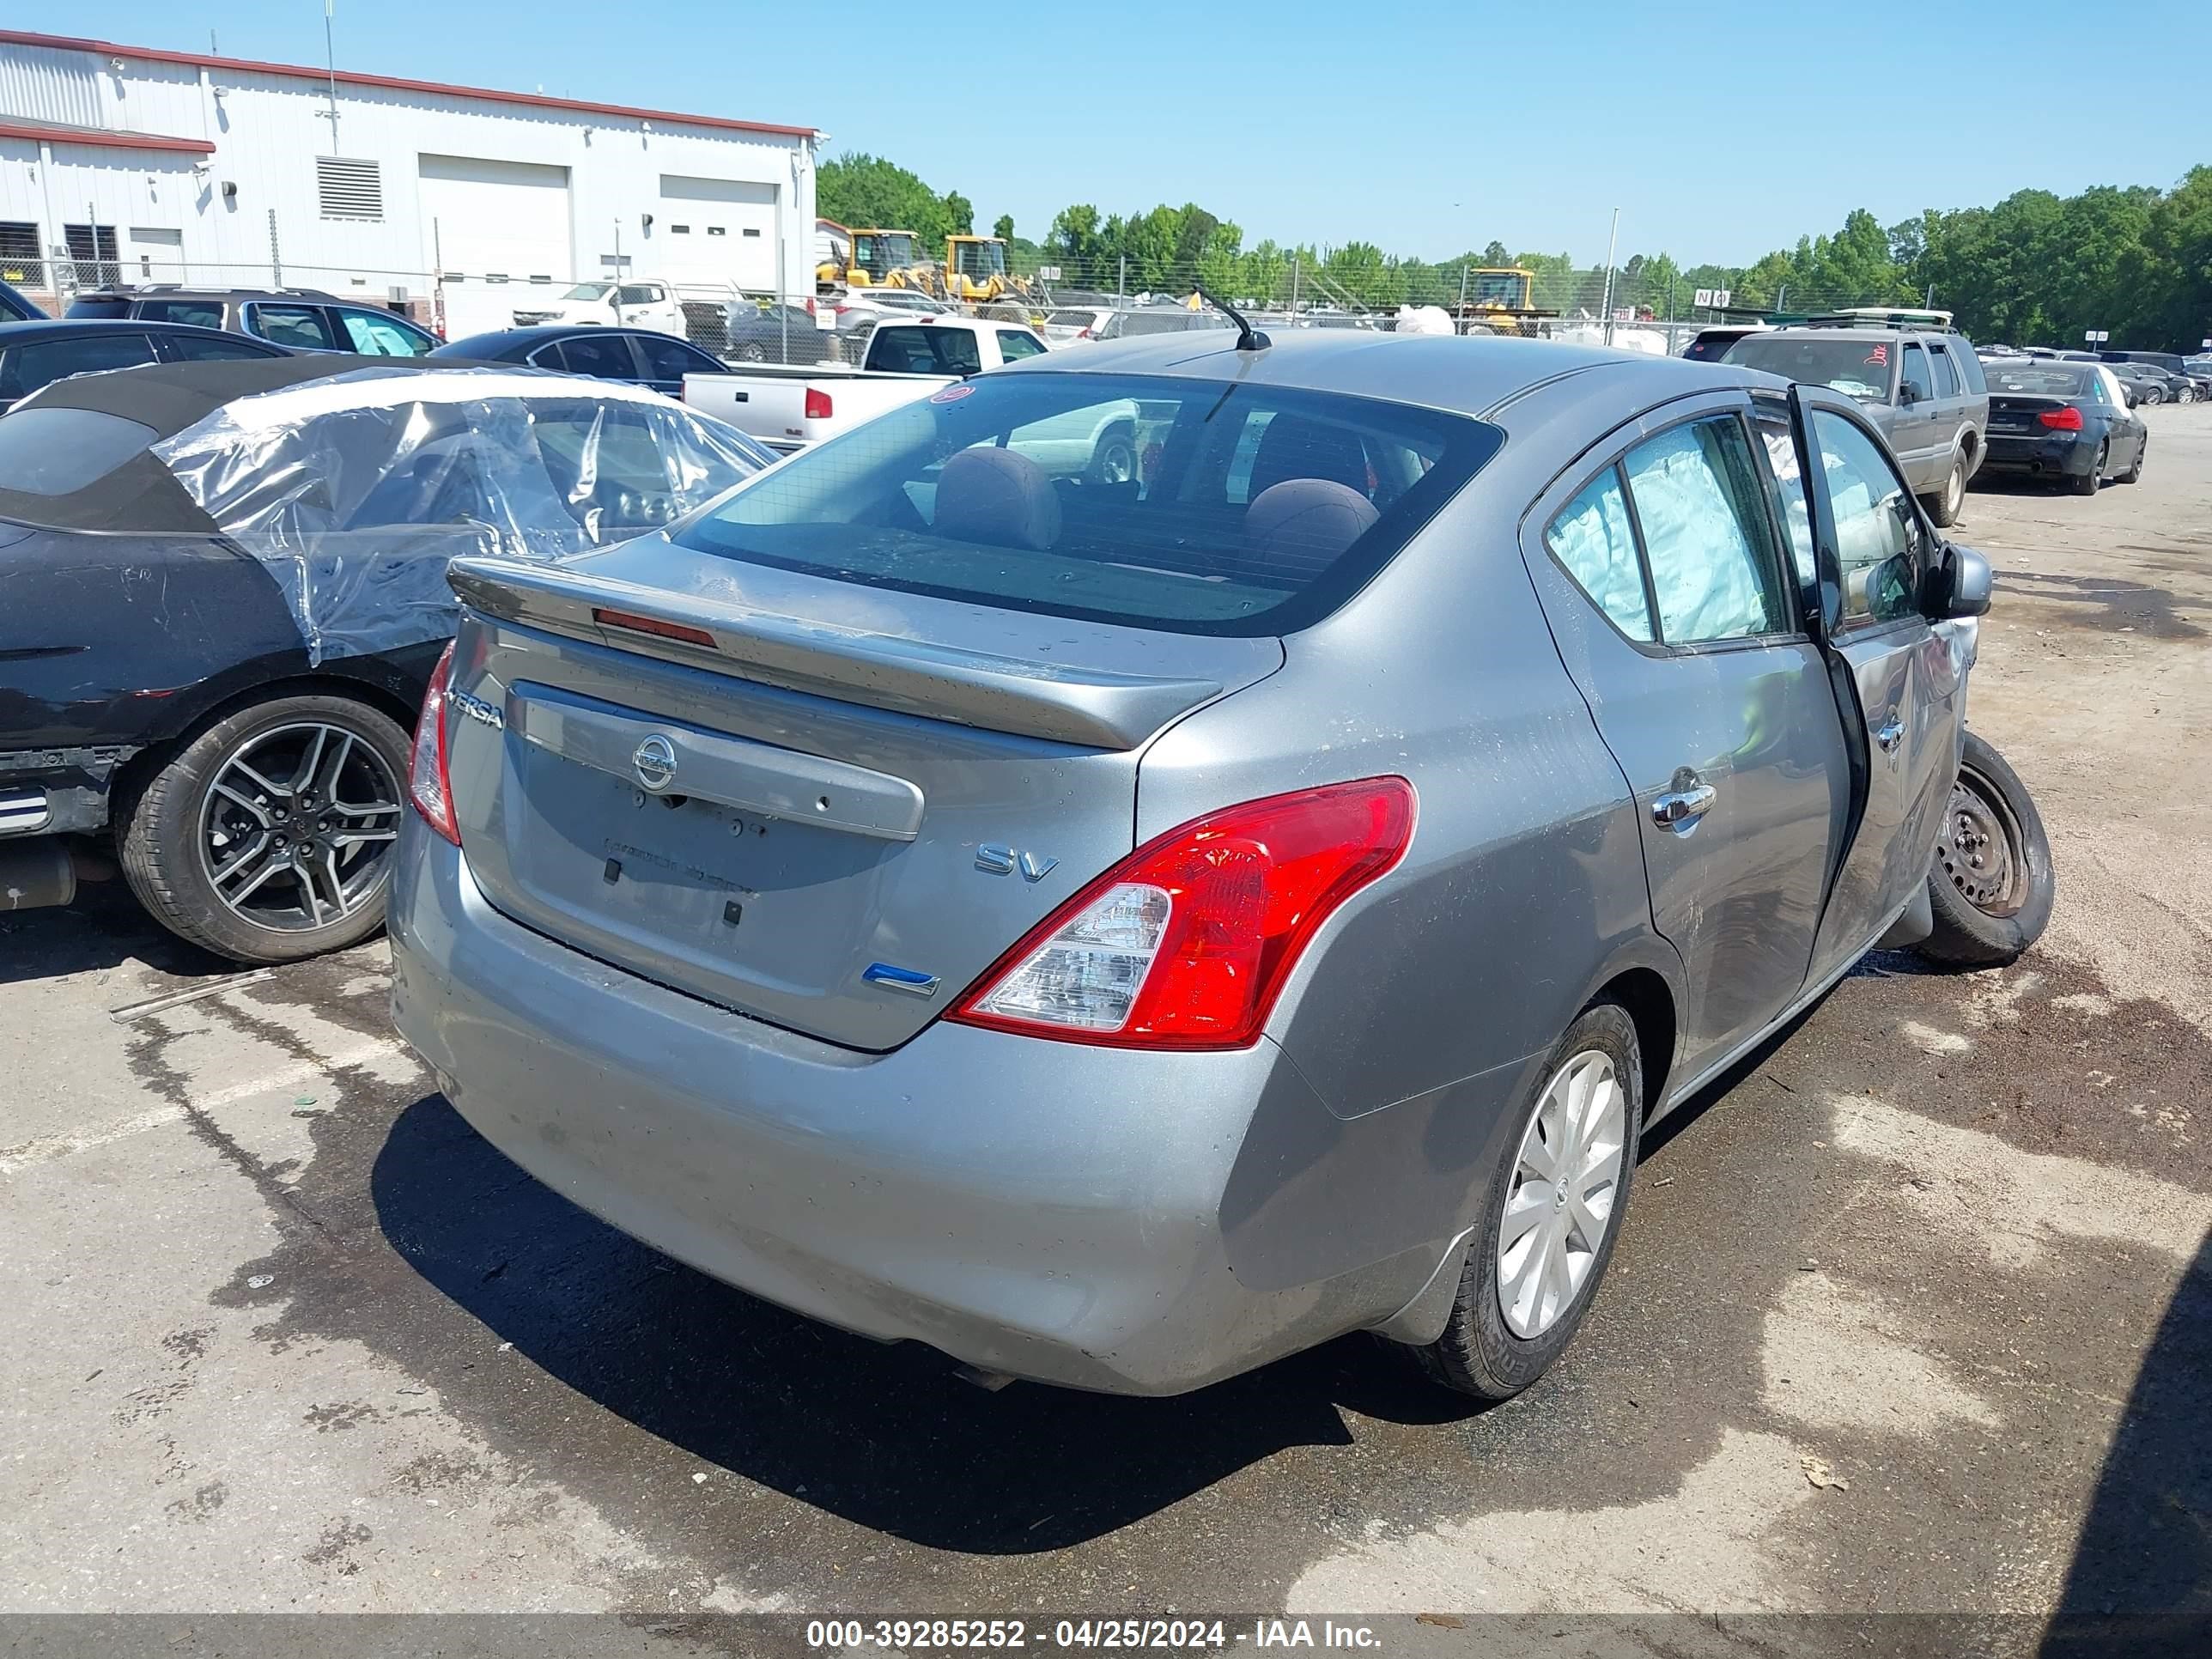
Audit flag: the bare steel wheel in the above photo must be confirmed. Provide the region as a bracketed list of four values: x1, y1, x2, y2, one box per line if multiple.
[1497, 1049, 1629, 1338]
[1937, 769, 2024, 919]
[1916, 730, 2055, 970]
[118, 694, 414, 963]
[198, 721, 403, 935]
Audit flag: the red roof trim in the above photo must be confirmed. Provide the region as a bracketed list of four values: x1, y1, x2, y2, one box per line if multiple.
[0, 29, 817, 139]
[0, 118, 215, 155]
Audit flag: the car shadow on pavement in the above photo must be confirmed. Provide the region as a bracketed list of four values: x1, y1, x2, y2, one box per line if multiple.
[2040, 1224, 2212, 1656]
[370, 1090, 1487, 1553]
[0, 880, 232, 987]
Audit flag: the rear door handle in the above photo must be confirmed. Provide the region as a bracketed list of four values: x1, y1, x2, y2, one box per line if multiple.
[1650, 781, 1717, 830]
[1874, 718, 1905, 755]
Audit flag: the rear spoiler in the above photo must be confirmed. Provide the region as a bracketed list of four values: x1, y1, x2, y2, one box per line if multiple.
[446, 555, 1235, 751]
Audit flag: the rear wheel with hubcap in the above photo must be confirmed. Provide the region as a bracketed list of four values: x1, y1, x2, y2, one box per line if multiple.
[1925, 452, 1966, 527]
[118, 694, 412, 963]
[1411, 1000, 1643, 1401]
[2069, 442, 2105, 495]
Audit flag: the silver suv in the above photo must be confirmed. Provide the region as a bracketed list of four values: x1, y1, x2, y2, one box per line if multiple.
[1723, 325, 1988, 526]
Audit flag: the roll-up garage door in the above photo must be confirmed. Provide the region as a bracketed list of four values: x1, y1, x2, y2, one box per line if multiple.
[654, 175, 778, 290]
[418, 155, 573, 332]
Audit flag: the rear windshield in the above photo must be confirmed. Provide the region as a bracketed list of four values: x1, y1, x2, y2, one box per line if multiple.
[1048, 310, 1100, 327]
[0, 407, 157, 495]
[1684, 331, 1750, 362]
[675, 371, 1502, 636]
[1723, 336, 1896, 400]
[1986, 364, 2090, 396]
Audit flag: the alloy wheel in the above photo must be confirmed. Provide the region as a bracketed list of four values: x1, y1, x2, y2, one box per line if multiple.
[1496, 1049, 1627, 1340]
[198, 721, 404, 934]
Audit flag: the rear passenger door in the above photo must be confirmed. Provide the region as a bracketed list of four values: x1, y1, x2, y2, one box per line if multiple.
[1520, 398, 1851, 1083]
[1787, 390, 1961, 987]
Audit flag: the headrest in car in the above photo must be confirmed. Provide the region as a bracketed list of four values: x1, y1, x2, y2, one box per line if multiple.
[1243, 478, 1379, 574]
[933, 446, 1061, 550]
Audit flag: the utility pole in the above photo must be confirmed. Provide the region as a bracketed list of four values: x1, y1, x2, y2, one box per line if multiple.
[1288, 254, 1299, 319]
[1117, 254, 1127, 301]
[321, 0, 341, 154]
[1599, 207, 1620, 345]
[266, 207, 282, 286]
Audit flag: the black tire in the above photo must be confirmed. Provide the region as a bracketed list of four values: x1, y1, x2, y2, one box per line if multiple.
[1924, 452, 1966, 527]
[2117, 438, 2145, 485]
[117, 693, 413, 964]
[737, 342, 767, 363]
[2068, 443, 2104, 495]
[1916, 730, 2055, 970]
[1412, 1000, 1644, 1401]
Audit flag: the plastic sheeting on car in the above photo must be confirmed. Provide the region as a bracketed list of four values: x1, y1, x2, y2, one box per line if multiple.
[149, 365, 768, 664]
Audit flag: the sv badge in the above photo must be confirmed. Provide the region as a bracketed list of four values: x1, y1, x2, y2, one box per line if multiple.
[975, 844, 1058, 883]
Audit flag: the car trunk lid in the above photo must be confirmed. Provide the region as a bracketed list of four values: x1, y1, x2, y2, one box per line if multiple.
[440, 536, 1282, 1050]
[1986, 393, 2076, 433]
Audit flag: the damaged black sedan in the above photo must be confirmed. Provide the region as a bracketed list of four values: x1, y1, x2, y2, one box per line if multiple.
[0, 355, 768, 959]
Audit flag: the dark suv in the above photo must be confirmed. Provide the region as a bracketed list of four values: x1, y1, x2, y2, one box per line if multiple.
[65, 286, 440, 356]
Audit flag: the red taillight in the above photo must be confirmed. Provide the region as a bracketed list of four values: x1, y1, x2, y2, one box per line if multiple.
[2038, 405, 2085, 430]
[407, 641, 460, 846]
[592, 606, 717, 647]
[949, 778, 1417, 1050]
[805, 386, 834, 421]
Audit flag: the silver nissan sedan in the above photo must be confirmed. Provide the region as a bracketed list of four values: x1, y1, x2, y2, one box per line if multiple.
[387, 327, 1999, 1399]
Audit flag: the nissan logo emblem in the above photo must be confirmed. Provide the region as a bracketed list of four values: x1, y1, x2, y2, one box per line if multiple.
[632, 734, 679, 793]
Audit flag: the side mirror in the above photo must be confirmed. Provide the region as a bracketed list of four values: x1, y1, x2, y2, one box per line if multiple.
[1940, 544, 1992, 619]
[1898, 384, 1920, 407]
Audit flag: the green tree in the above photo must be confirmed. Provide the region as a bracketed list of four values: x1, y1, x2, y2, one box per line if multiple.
[942, 191, 975, 237]
[816, 152, 958, 247]
[992, 213, 1015, 243]
[1482, 240, 1510, 266]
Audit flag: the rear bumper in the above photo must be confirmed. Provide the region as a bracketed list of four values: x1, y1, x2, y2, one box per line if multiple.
[0, 746, 128, 837]
[387, 821, 1437, 1394]
[1981, 431, 2096, 476]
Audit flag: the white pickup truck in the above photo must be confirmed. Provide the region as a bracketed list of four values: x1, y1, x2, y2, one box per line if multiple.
[683, 316, 1048, 453]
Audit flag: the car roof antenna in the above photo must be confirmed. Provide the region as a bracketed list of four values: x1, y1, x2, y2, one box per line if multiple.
[1195, 285, 1270, 352]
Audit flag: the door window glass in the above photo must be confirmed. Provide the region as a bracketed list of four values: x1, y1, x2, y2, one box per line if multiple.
[548, 331, 641, 380]
[136, 298, 225, 329]
[337, 307, 434, 356]
[1751, 406, 1817, 587]
[996, 329, 1047, 362]
[1812, 410, 1924, 626]
[247, 304, 340, 349]
[633, 332, 722, 380]
[161, 333, 281, 362]
[1900, 343, 1934, 404]
[1544, 467, 1652, 642]
[1927, 343, 1960, 397]
[617, 284, 657, 306]
[1620, 418, 1789, 643]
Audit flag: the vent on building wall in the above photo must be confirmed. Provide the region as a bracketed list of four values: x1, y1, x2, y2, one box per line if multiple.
[316, 157, 385, 222]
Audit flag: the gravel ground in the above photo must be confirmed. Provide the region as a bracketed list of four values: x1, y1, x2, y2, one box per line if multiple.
[3, 404, 2207, 1656]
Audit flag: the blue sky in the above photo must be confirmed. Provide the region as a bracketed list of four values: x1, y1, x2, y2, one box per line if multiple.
[67, 0, 2212, 265]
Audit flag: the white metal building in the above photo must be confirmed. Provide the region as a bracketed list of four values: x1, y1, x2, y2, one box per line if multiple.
[0, 28, 819, 335]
